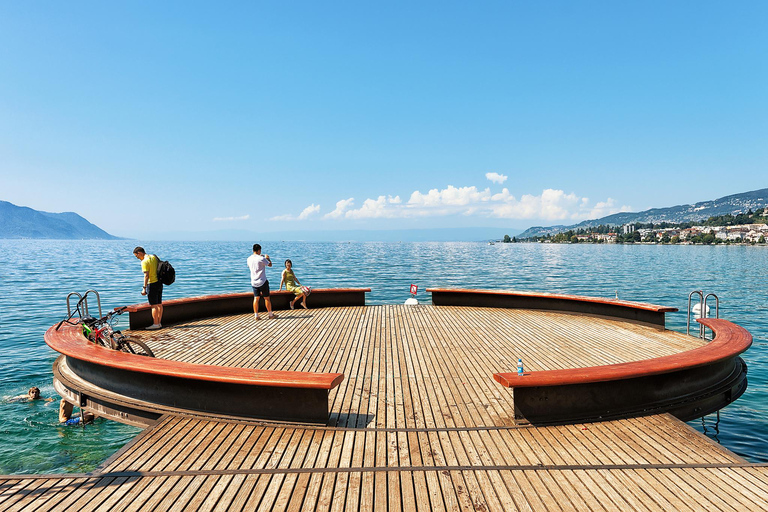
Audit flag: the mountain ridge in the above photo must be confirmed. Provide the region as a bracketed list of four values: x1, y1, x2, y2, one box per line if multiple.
[519, 188, 768, 238]
[0, 200, 120, 239]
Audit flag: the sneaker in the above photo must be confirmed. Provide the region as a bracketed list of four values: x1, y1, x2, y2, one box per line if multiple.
[268, 313, 278, 319]
[254, 314, 261, 320]
[147, 324, 162, 330]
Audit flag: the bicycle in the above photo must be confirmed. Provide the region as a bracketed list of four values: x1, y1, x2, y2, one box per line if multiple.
[81, 307, 155, 357]
[58, 298, 155, 357]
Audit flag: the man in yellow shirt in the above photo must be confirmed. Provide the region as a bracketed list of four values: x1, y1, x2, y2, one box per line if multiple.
[133, 246, 164, 329]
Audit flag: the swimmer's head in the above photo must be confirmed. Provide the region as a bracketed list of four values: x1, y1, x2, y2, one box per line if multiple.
[28, 387, 40, 400]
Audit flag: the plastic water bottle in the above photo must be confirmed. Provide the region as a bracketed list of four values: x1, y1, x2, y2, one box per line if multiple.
[517, 358, 524, 376]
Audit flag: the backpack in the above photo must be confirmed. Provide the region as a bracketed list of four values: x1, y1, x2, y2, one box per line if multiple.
[155, 256, 176, 285]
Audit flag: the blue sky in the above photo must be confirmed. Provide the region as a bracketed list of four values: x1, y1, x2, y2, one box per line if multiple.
[1, 1, 766, 239]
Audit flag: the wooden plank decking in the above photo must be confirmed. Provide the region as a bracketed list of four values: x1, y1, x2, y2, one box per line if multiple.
[1, 414, 766, 511]
[4, 305, 767, 510]
[133, 305, 708, 429]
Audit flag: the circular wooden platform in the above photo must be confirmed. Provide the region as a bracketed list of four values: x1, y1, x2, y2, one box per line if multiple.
[47, 289, 750, 428]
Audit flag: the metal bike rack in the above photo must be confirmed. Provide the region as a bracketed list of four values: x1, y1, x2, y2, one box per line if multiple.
[687, 290, 719, 340]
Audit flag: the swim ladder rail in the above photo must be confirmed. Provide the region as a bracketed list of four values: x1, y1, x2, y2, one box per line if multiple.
[687, 290, 720, 340]
[66, 289, 103, 319]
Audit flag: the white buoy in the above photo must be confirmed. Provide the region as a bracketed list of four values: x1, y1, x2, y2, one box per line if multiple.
[691, 303, 710, 319]
[404, 297, 419, 305]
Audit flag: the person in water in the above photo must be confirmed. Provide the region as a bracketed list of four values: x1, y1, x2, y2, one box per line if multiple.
[133, 246, 164, 330]
[7, 387, 52, 402]
[59, 399, 95, 426]
[247, 244, 277, 320]
[279, 259, 309, 310]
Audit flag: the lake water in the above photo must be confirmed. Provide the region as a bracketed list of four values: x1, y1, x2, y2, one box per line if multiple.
[1, 240, 766, 474]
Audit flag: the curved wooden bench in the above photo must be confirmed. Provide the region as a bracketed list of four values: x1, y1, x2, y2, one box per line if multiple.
[427, 288, 678, 326]
[125, 288, 371, 329]
[45, 316, 345, 424]
[493, 318, 752, 424]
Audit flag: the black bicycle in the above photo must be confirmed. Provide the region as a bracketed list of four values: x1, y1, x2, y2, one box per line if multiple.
[59, 301, 155, 357]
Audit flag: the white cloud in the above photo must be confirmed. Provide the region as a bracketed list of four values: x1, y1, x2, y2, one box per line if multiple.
[490, 189, 630, 220]
[267, 178, 629, 224]
[408, 185, 491, 207]
[269, 213, 294, 221]
[325, 185, 629, 222]
[298, 204, 321, 220]
[345, 196, 403, 219]
[485, 172, 508, 184]
[270, 203, 322, 222]
[586, 199, 632, 219]
[323, 198, 355, 219]
[213, 214, 250, 222]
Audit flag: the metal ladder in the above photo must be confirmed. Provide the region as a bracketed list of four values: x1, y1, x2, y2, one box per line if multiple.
[687, 290, 719, 340]
[66, 289, 103, 320]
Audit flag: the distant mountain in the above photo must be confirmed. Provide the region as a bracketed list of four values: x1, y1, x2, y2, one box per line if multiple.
[134, 226, 516, 242]
[0, 200, 120, 239]
[519, 188, 768, 238]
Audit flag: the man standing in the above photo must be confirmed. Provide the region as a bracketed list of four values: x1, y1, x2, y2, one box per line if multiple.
[247, 243, 277, 320]
[133, 246, 164, 329]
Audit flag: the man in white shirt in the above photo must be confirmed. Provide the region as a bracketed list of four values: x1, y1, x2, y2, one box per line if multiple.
[247, 244, 277, 320]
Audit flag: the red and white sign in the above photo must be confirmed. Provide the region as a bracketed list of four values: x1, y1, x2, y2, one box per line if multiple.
[410, 284, 418, 295]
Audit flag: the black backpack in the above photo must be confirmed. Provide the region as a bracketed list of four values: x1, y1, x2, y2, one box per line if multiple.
[156, 256, 176, 285]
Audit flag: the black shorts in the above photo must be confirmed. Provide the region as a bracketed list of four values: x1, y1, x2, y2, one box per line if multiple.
[252, 280, 270, 297]
[148, 281, 163, 305]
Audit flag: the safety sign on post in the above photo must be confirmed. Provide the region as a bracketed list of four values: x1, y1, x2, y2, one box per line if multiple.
[410, 284, 418, 296]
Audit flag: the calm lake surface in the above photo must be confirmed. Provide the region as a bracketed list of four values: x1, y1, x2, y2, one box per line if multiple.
[1, 240, 766, 474]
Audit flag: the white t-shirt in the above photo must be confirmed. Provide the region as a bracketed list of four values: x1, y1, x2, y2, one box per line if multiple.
[247, 254, 270, 287]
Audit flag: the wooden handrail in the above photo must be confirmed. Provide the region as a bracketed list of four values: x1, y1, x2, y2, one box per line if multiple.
[494, 318, 752, 388]
[124, 288, 372, 313]
[45, 323, 344, 390]
[426, 288, 678, 313]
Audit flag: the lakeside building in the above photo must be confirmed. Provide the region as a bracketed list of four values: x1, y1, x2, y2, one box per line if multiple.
[539, 223, 767, 245]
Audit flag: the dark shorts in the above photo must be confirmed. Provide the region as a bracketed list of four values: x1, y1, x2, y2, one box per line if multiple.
[252, 280, 270, 297]
[148, 281, 163, 305]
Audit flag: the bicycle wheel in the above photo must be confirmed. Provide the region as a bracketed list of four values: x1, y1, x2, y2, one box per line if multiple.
[122, 338, 155, 358]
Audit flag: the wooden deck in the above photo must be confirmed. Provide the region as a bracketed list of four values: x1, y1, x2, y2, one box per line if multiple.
[1, 413, 766, 511]
[6, 304, 767, 510]
[133, 304, 708, 429]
